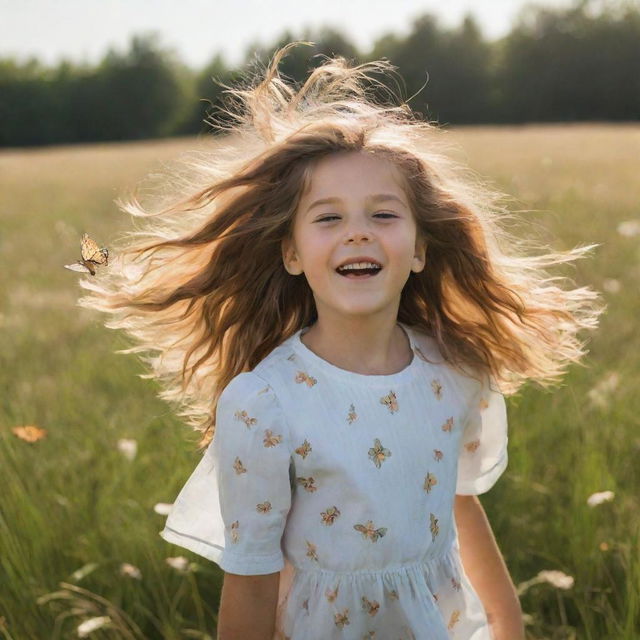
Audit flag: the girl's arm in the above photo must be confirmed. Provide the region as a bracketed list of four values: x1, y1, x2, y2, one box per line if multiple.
[454, 494, 524, 640]
[217, 571, 280, 640]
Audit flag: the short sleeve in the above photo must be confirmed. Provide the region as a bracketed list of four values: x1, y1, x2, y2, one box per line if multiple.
[455, 373, 509, 495]
[159, 372, 293, 575]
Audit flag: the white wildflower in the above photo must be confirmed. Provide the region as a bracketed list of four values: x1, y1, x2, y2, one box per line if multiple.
[536, 570, 574, 589]
[119, 563, 142, 580]
[617, 220, 640, 237]
[77, 616, 111, 637]
[166, 556, 190, 572]
[587, 490, 615, 507]
[602, 278, 621, 294]
[117, 438, 137, 461]
[154, 502, 173, 516]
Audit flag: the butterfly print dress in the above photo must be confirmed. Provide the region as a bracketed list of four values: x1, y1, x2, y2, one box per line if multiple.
[160, 322, 509, 639]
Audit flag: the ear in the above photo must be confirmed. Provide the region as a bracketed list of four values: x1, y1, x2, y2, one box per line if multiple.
[411, 234, 427, 273]
[281, 236, 303, 275]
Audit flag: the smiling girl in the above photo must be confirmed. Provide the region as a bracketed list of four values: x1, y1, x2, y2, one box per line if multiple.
[79, 42, 603, 639]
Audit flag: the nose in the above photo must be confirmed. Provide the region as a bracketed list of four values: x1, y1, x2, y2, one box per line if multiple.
[344, 221, 372, 244]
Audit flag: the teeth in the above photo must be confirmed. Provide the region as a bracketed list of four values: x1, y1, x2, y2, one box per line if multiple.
[338, 262, 381, 270]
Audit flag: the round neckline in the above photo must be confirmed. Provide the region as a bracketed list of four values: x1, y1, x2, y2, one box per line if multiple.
[291, 321, 421, 385]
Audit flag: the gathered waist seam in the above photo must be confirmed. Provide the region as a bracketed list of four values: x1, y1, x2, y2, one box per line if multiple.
[290, 541, 457, 578]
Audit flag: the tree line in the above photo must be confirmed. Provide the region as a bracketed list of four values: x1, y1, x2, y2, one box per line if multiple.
[1, 0, 638, 147]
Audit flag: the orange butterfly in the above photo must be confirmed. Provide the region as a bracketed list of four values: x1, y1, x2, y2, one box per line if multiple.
[361, 596, 380, 616]
[451, 576, 462, 591]
[230, 520, 239, 543]
[234, 409, 257, 428]
[325, 585, 339, 602]
[305, 540, 318, 562]
[256, 501, 272, 513]
[263, 429, 282, 447]
[64, 233, 109, 276]
[441, 417, 454, 433]
[320, 506, 341, 525]
[295, 439, 312, 458]
[368, 438, 391, 468]
[347, 403, 358, 424]
[379, 390, 398, 413]
[233, 457, 247, 474]
[354, 520, 387, 542]
[333, 608, 350, 628]
[423, 472, 437, 493]
[12, 425, 47, 442]
[464, 439, 481, 453]
[431, 379, 443, 399]
[430, 513, 439, 541]
[295, 371, 317, 387]
[448, 609, 461, 629]
[433, 449, 443, 462]
[297, 476, 317, 492]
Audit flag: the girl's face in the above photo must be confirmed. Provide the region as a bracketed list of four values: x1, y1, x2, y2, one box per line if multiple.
[282, 151, 426, 324]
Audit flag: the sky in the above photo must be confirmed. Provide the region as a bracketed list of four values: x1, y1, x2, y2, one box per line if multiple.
[1, 0, 576, 70]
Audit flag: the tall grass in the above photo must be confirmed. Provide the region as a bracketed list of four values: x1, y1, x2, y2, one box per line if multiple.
[1, 125, 638, 638]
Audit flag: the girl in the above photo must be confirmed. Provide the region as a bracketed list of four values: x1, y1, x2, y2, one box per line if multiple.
[78, 43, 603, 639]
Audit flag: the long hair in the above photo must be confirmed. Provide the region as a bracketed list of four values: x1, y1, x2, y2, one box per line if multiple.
[78, 42, 605, 450]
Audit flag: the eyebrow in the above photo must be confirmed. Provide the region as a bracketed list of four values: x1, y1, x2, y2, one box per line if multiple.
[306, 193, 408, 214]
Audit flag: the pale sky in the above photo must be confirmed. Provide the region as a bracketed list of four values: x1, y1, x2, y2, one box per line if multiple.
[1, 0, 575, 70]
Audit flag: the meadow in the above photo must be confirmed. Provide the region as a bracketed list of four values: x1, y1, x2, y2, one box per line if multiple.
[0, 124, 638, 639]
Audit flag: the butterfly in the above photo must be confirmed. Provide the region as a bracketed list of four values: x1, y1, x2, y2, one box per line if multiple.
[12, 425, 47, 442]
[233, 457, 247, 474]
[361, 596, 380, 616]
[464, 439, 481, 453]
[320, 506, 341, 525]
[430, 513, 439, 541]
[296, 476, 317, 492]
[431, 379, 443, 399]
[368, 438, 391, 469]
[64, 233, 109, 275]
[263, 429, 283, 447]
[433, 449, 443, 462]
[441, 417, 454, 433]
[379, 390, 398, 413]
[451, 576, 462, 591]
[230, 520, 239, 543]
[354, 520, 387, 542]
[333, 608, 350, 628]
[295, 439, 312, 458]
[295, 371, 317, 387]
[256, 501, 272, 513]
[325, 585, 339, 602]
[347, 403, 358, 424]
[305, 540, 318, 562]
[423, 472, 437, 493]
[234, 409, 257, 428]
[448, 609, 461, 630]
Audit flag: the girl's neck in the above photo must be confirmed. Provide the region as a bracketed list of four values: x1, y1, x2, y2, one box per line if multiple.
[300, 316, 412, 376]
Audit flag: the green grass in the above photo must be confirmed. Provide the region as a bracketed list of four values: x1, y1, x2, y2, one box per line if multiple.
[1, 125, 638, 639]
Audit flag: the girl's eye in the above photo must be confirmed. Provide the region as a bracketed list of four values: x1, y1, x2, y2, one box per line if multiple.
[315, 212, 397, 223]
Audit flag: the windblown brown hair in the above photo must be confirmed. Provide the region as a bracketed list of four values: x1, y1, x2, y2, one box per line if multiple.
[78, 42, 605, 451]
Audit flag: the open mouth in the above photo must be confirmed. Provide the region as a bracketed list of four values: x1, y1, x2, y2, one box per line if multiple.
[335, 263, 383, 279]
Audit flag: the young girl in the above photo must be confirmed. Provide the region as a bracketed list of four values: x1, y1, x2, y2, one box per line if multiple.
[78, 43, 603, 639]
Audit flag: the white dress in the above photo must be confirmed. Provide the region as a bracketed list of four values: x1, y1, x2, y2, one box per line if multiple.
[160, 322, 509, 640]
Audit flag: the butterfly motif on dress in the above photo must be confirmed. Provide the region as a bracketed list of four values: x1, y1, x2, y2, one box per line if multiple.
[230, 520, 239, 543]
[431, 379, 443, 399]
[479, 397, 489, 409]
[347, 403, 358, 424]
[233, 456, 247, 474]
[361, 596, 380, 616]
[368, 438, 391, 468]
[64, 233, 109, 275]
[448, 609, 461, 629]
[320, 506, 341, 525]
[295, 439, 312, 458]
[423, 472, 437, 493]
[441, 417, 454, 433]
[451, 576, 462, 591]
[256, 501, 272, 513]
[379, 390, 398, 413]
[305, 540, 318, 562]
[334, 608, 350, 628]
[297, 476, 317, 492]
[302, 598, 309, 613]
[385, 588, 399, 600]
[263, 429, 283, 447]
[433, 449, 443, 462]
[295, 371, 317, 387]
[325, 585, 339, 602]
[464, 439, 481, 453]
[430, 513, 439, 541]
[354, 520, 387, 542]
[234, 410, 257, 428]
